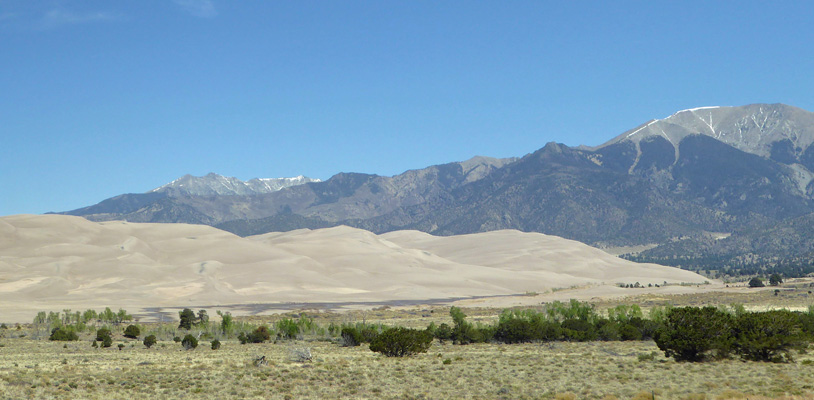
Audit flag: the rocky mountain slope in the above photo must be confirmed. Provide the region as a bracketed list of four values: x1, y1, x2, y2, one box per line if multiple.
[61, 156, 517, 226]
[598, 104, 814, 162]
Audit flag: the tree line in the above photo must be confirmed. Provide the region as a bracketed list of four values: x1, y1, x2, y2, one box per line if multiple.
[29, 302, 814, 362]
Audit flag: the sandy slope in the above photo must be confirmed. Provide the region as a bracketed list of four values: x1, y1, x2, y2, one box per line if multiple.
[0, 215, 707, 322]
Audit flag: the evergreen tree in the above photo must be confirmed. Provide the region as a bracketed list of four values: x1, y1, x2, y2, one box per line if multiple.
[143, 335, 157, 348]
[123, 324, 140, 339]
[654, 307, 733, 362]
[178, 308, 195, 330]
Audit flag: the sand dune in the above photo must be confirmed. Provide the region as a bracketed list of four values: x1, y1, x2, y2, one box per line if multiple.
[0, 214, 707, 322]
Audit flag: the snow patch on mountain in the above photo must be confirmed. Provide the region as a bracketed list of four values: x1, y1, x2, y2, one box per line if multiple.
[599, 104, 814, 161]
[150, 173, 321, 197]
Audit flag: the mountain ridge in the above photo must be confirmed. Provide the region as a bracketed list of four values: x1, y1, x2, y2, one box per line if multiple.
[58, 103, 814, 274]
[149, 173, 321, 197]
[60, 155, 517, 225]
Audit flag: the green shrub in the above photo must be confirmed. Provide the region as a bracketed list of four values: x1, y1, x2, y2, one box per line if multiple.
[800, 312, 814, 338]
[182, 334, 198, 350]
[49, 327, 78, 341]
[251, 326, 271, 343]
[596, 319, 620, 341]
[450, 307, 485, 344]
[543, 300, 599, 323]
[733, 310, 805, 362]
[654, 306, 733, 362]
[95, 328, 113, 347]
[360, 326, 380, 343]
[239, 326, 271, 344]
[219, 311, 234, 334]
[95, 328, 112, 342]
[495, 318, 537, 344]
[434, 323, 453, 342]
[340, 327, 363, 347]
[475, 323, 496, 342]
[618, 324, 643, 341]
[596, 319, 643, 341]
[628, 317, 660, 339]
[143, 335, 157, 348]
[327, 322, 341, 337]
[748, 277, 765, 288]
[277, 318, 299, 340]
[607, 304, 643, 324]
[123, 324, 140, 339]
[173, 336, 181, 343]
[369, 327, 433, 357]
[561, 319, 598, 342]
[211, 339, 221, 350]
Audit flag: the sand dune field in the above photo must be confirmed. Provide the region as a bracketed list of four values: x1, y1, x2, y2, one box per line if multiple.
[0, 214, 708, 322]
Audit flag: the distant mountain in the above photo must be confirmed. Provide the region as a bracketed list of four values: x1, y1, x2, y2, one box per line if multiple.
[61, 103, 814, 273]
[61, 156, 517, 226]
[151, 173, 321, 197]
[349, 136, 810, 243]
[60, 173, 320, 224]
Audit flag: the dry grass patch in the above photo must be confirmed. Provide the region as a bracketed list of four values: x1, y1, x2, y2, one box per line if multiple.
[2, 335, 812, 399]
[2, 301, 814, 399]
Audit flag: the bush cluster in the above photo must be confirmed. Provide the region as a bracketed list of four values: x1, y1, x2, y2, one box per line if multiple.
[655, 307, 811, 362]
[49, 327, 78, 341]
[340, 327, 363, 347]
[339, 324, 381, 346]
[238, 326, 271, 344]
[96, 328, 113, 348]
[123, 324, 140, 339]
[181, 334, 198, 350]
[276, 319, 299, 340]
[143, 335, 157, 348]
[369, 327, 433, 357]
[442, 303, 657, 345]
[654, 307, 733, 362]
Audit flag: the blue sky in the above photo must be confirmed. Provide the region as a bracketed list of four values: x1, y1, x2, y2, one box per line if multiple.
[2, 1, 814, 215]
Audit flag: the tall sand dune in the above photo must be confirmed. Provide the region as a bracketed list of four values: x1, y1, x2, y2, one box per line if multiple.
[0, 214, 707, 322]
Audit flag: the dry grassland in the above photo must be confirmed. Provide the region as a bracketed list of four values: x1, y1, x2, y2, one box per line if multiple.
[597, 280, 814, 313]
[1, 335, 814, 399]
[1, 304, 814, 399]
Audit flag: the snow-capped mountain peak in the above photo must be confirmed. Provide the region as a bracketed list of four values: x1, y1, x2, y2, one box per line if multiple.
[602, 103, 814, 159]
[150, 173, 320, 197]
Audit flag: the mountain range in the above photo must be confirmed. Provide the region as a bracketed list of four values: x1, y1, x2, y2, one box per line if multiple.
[59, 103, 814, 274]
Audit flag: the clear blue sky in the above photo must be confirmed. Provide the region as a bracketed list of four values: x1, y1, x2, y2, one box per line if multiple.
[2, 1, 813, 215]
